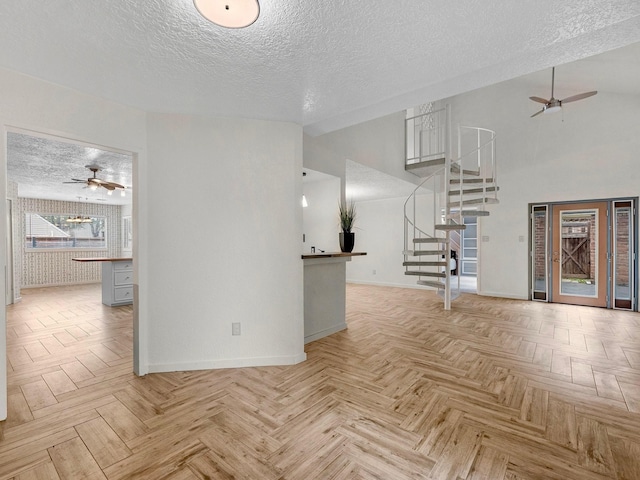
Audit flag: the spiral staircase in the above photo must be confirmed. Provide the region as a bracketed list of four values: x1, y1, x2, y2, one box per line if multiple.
[403, 104, 498, 309]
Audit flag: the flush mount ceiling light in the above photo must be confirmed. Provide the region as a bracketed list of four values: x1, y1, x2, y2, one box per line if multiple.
[193, 0, 260, 28]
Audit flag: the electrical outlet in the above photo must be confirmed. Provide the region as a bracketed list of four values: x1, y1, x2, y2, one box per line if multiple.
[232, 322, 241, 336]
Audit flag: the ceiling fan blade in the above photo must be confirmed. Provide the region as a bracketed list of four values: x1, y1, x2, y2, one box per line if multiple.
[104, 181, 125, 189]
[530, 108, 545, 118]
[529, 96, 549, 104]
[89, 178, 109, 185]
[561, 91, 597, 104]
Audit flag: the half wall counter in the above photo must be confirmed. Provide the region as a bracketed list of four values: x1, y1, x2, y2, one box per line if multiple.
[301, 252, 366, 344]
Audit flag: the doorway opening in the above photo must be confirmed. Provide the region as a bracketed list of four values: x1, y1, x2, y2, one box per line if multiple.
[6, 129, 133, 301]
[529, 198, 637, 310]
[450, 214, 478, 293]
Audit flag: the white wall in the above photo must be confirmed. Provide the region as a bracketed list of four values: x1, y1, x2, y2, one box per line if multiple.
[145, 113, 305, 371]
[0, 67, 307, 419]
[0, 67, 147, 419]
[303, 177, 341, 253]
[446, 78, 640, 299]
[346, 194, 437, 288]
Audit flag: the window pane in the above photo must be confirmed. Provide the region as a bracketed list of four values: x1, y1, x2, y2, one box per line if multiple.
[463, 248, 477, 259]
[559, 209, 597, 298]
[462, 261, 477, 274]
[26, 213, 107, 250]
[464, 224, 477, 238]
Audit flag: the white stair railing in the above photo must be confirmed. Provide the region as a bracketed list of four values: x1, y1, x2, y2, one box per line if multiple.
[403, 104, 497, 310]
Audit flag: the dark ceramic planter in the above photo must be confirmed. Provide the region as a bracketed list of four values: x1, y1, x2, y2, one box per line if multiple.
[339, 232, 355, 253]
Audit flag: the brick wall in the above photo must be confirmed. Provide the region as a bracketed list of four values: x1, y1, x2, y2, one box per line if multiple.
[615, 209, 630, 286]
[534, 214, 546, 281]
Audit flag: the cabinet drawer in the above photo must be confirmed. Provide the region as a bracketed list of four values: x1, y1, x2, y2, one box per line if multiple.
[114, 286, 133, 303]
[114, 271, 133, 286]
[113, 261, 133, 271]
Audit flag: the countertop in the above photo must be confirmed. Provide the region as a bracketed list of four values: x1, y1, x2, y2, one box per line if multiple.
[301, 252, 366, 260]
[72, 257, 133, 262]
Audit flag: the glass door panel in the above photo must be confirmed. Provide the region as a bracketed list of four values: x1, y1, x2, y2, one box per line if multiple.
[551, 202, 608, 307]
[613, 201, 633, 309]
[531, 205, 548, 301]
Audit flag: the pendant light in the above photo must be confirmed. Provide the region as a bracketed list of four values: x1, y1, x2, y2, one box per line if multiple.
[193, 0, 260, 28]
[66, 216, 92, 223]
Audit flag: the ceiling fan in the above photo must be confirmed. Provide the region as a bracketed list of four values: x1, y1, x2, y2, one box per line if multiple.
[64, 164, 126, 193]
[530, 67, 597, 117]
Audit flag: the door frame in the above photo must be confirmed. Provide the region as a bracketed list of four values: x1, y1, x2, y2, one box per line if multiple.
[529, 197, 638, 310]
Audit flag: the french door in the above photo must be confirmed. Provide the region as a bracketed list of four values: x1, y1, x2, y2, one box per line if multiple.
[551, 202, 608, 307]
[530, 199, 636, 310]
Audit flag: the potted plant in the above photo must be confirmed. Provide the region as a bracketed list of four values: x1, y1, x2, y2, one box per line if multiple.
[339, 199, 356, 252]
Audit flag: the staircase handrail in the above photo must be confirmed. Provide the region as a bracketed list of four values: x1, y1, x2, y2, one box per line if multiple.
[454, 125, 497, 208]
[403, 167, 443, 248]
[404, 129, 495, 243]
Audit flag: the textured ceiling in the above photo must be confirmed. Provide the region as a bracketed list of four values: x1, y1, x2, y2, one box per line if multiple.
[0, 1, 639, 135]
[7, 132, 133, 206]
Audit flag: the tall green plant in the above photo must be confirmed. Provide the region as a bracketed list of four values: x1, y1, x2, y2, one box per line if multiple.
[339, 200, 356, 233]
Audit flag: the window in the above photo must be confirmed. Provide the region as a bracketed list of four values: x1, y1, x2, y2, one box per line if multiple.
[25, 213, 107, 250]
[123, 216, 132, 250]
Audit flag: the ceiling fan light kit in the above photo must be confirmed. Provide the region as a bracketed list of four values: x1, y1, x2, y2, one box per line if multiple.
[193, 0, 260, 28]
[64, 164, 127, 195]
[530, 67, 597, 118]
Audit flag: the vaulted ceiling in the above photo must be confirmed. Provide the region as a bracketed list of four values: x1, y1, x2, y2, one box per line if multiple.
[1, 1, 639, 136]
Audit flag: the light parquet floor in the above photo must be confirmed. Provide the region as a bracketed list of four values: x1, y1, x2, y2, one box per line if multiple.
[2, 283, 640, 479]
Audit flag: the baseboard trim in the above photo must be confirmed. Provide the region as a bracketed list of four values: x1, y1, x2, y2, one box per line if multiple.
[147, 352, 307, 373]
[305, 323, 347, 344]
[347, 280, 527, 300]
[22, 280, 101, 289]
[477, 291, 528, 300]
[346, 279, 432, 290]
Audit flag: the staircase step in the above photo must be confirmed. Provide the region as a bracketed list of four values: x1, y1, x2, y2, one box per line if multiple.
[448, 186, 499, 196]
[448, 198, 499, 207]
[405, 157, 446, 177]
[405, 270, 447, 278]
[409, 249, 448, 256]
[450, 178, 494, 184]
[450, 164, 480, 176]
[403, 261, 448, 267]
[453, 210, 491, 217]
[435, 224, 466, 231]
[413, 237, 448, 244]
[417, 280, 445, 289]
